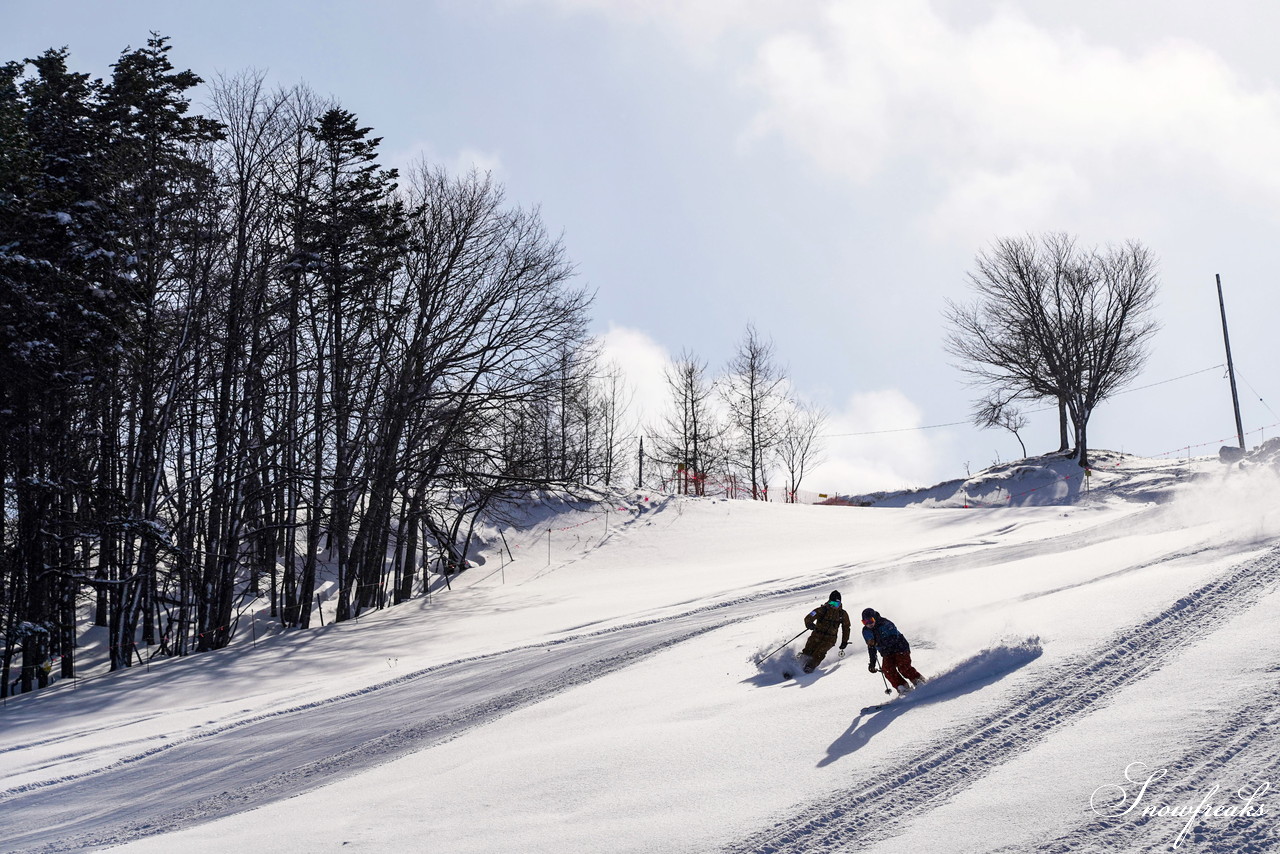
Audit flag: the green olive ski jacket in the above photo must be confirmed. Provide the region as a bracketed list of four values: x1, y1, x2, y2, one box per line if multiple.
[805, 603, 851, 645]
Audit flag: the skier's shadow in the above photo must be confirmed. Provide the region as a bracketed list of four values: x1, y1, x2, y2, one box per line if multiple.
[818, 643, 1042, 767]
[819, 702, 911, 765]
[743, 653, 844, 688]
[741, 665, 840, 688]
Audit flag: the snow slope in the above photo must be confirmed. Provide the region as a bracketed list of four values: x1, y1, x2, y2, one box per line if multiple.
[1, 453, 1277, 853]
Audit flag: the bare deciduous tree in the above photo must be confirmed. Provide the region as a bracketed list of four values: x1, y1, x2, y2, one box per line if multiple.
[945, 233, 1160, 469]
[590, 360, 634, 488]
[973, 392, 1028, 459]
[777, 399, 827, 503]
[721, 325, 786, 500]
[651, 351, 721, 496]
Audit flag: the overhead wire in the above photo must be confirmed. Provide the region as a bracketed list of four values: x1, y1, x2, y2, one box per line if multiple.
[1233, 368, 1280, 421]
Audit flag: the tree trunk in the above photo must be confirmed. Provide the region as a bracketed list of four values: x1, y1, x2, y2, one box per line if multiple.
[1058, 397, 1070, 453]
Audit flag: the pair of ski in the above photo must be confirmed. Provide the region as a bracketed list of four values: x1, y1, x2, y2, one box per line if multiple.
[860, 698, 900, 714]
[862, 688, 923, 714]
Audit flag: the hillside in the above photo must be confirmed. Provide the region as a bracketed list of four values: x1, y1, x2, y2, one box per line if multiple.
[2, 453, 1278, 853]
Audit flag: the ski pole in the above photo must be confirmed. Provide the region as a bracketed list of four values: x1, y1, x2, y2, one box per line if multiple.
[879, 667, 892, 695]
[761, 629, 808, 662]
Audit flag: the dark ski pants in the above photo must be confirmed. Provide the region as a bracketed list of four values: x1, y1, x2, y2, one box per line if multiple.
[880, 651, 923, 690]
[801, 632, 838, 666]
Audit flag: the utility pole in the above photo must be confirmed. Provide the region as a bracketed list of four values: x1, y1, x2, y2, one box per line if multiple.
[637, 435, 644, 489]
[1216, 274, 1246, 450]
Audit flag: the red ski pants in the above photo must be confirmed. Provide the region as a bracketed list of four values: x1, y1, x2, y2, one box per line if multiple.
[879, 651, 923, 690]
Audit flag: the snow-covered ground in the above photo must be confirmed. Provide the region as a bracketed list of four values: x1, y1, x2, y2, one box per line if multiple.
[2, 452, 1278, 853]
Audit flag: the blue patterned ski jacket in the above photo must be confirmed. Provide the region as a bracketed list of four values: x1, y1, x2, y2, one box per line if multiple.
[862, 612, 910, 665]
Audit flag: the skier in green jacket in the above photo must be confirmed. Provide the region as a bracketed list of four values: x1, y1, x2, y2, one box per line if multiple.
[800, 590, 852, 673]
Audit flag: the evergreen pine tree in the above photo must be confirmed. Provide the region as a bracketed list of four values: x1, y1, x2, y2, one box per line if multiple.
[296, 107, 405, 621]
[99, 34, 223, 663]
[0, 50, 130, 692]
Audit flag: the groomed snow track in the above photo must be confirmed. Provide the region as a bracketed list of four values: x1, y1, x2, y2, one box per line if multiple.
[0, 617, 728, 853]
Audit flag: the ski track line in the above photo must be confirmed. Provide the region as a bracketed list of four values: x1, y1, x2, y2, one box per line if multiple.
[1010, 675, 1280, 853]
[0, 578, 816, 802]
[0, 713, 172, 757]
[720, 546, 1280, 854]
[884, 503, 1185, 583]
[0, 622, 723, 853]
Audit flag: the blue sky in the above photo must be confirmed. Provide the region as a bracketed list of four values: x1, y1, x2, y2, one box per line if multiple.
[7, 1, 1278, 492]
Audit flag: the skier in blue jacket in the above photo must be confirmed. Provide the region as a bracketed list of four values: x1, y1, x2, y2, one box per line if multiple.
[862, 607, 925, 695]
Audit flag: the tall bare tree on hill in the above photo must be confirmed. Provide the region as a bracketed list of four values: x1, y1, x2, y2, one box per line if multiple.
[777, 399, 827, 502]
[651, 351, 721, 495]
[945, 233, 1160, 469]
[721, 325, 787, 500]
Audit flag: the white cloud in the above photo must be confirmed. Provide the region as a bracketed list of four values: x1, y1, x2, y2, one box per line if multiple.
[522, 0, 1280, 235]
[743, 2, 1280, 235]
[499, 0, 1280, 490]
[595, 324, 671, 434]
[807, 389, 949, 494]
[385, 141, 504, 181]
[451, 147, 504, 177]
[923, 160, 1090, 244]
[520, 0, 794, 55]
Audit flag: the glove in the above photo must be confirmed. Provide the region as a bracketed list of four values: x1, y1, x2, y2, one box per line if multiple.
[868, 662, 878, 673]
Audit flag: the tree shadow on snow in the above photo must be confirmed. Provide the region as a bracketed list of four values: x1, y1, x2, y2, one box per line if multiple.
[818, 638, 1042, 767]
